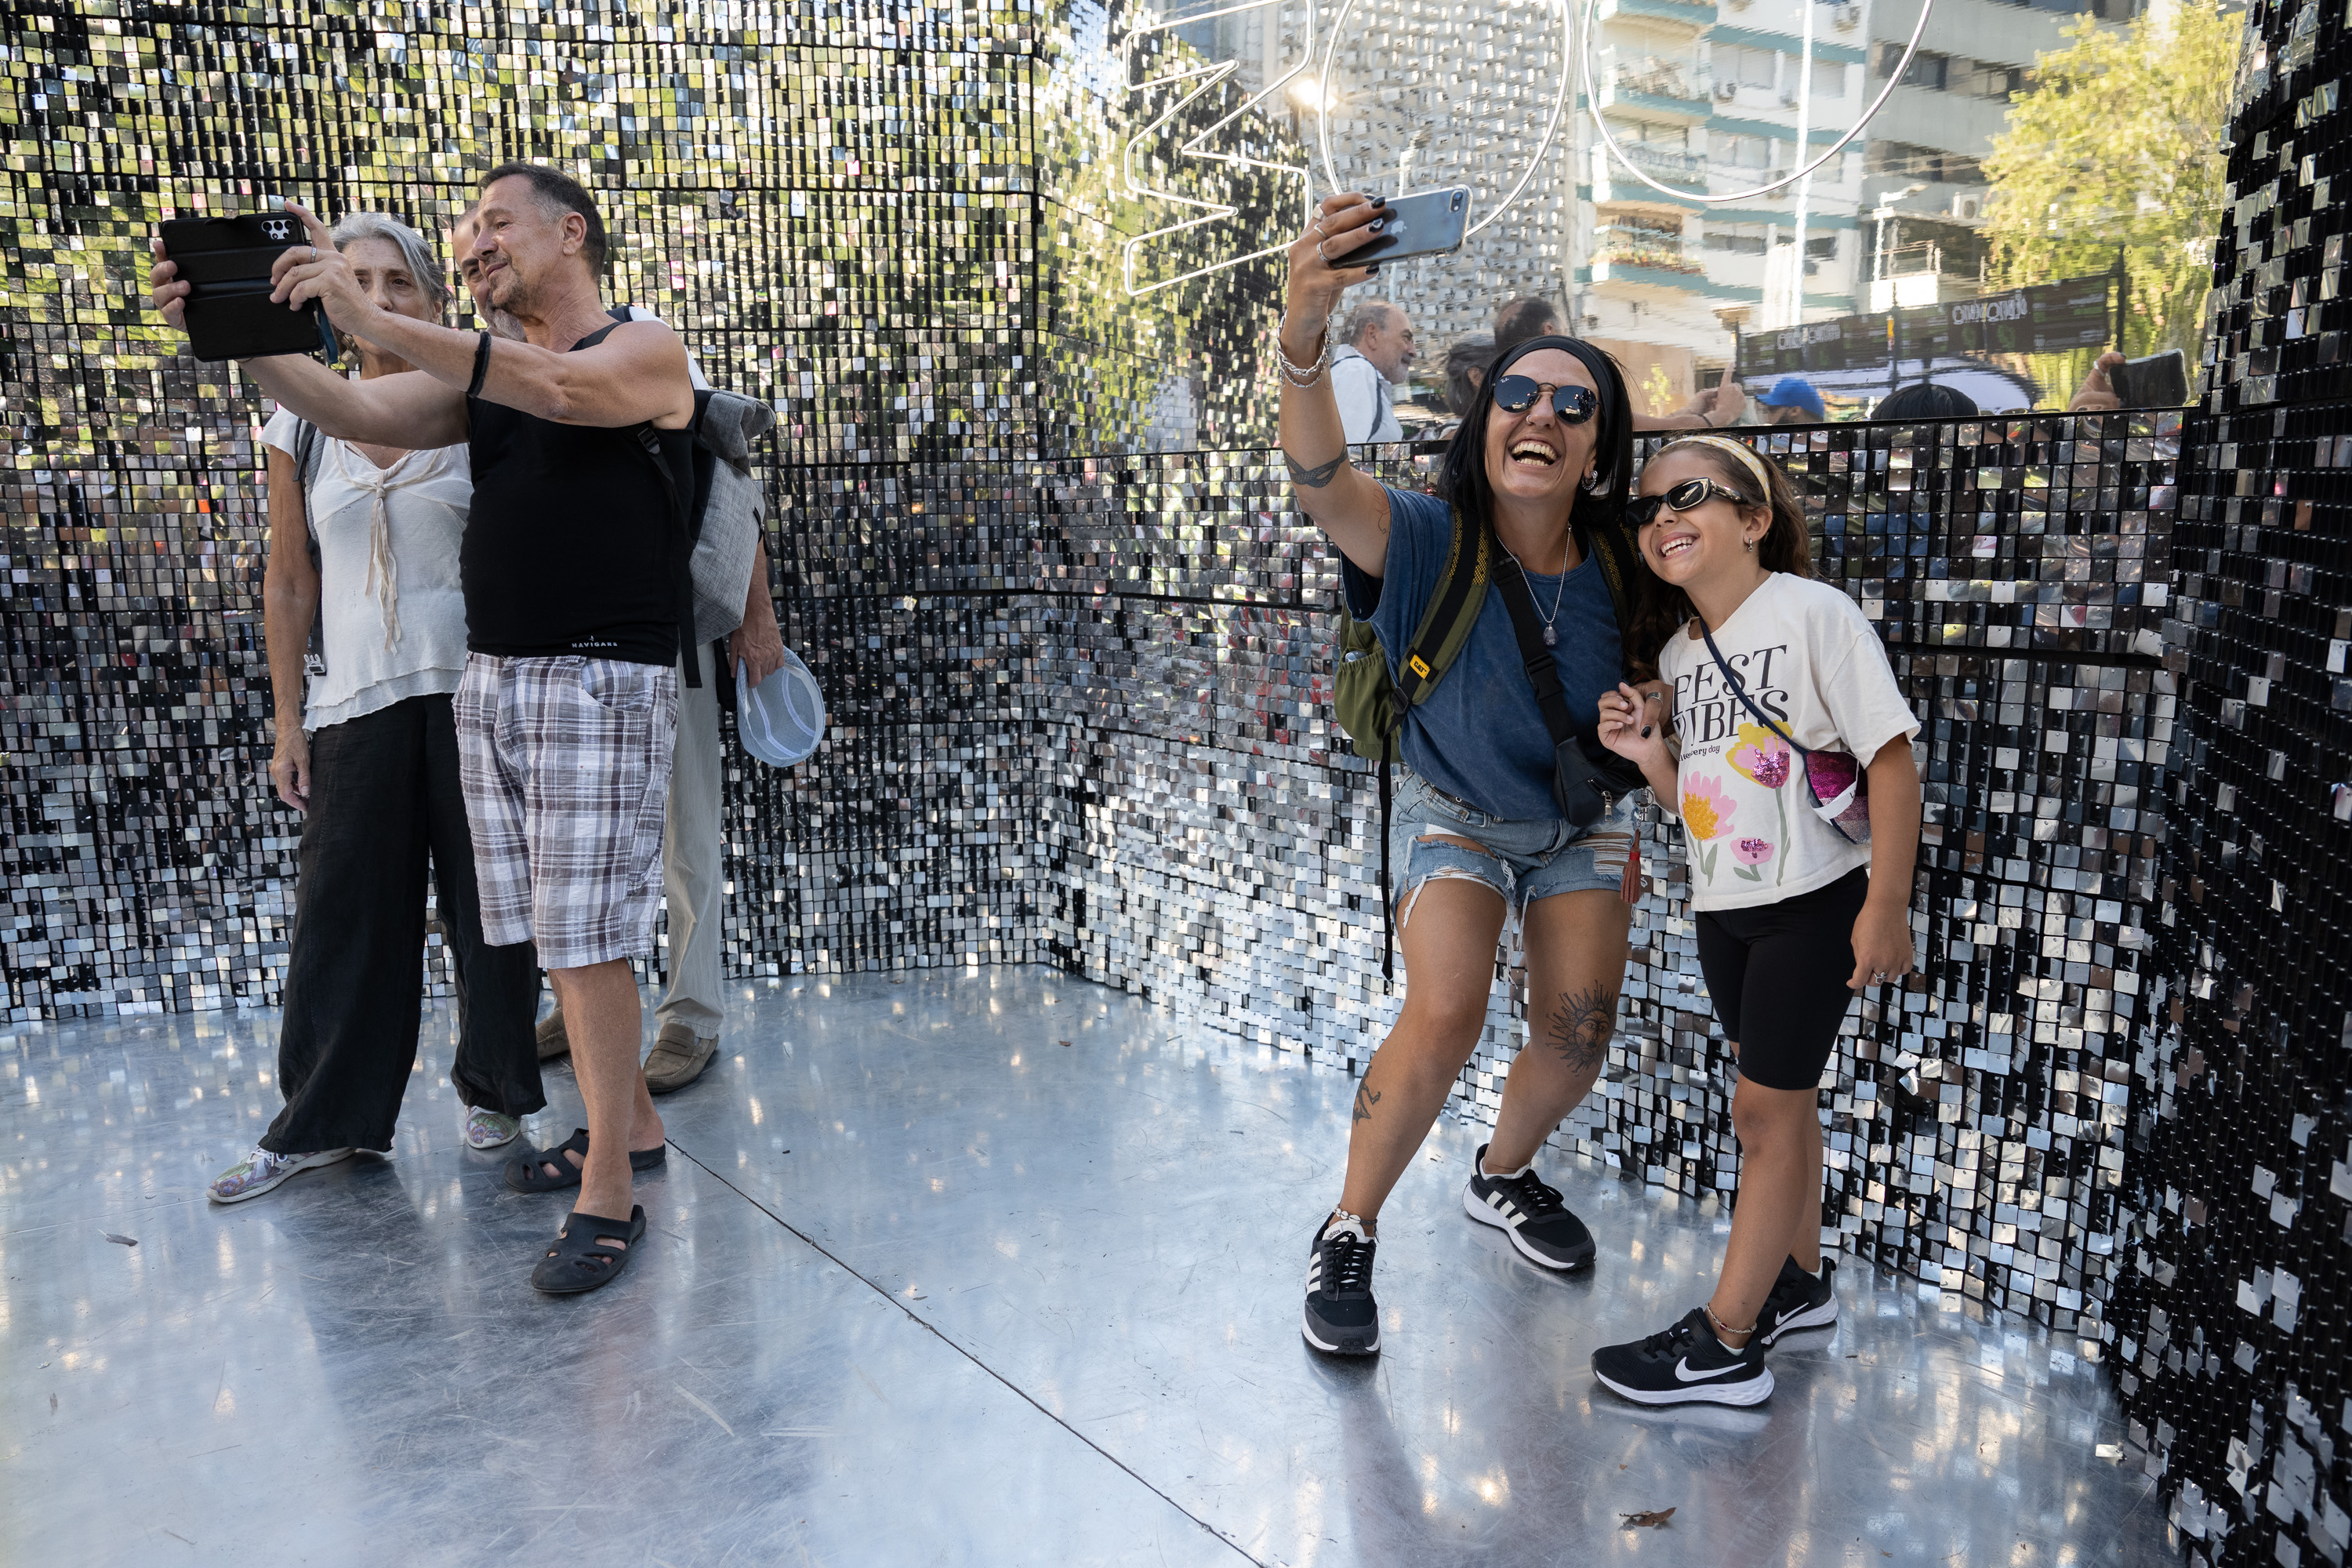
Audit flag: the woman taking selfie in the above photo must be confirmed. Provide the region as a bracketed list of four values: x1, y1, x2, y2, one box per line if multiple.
[1280, 193, 1654, 1356]
[1592, 435, 1922, 1403]
[203, 210, 545, 1203]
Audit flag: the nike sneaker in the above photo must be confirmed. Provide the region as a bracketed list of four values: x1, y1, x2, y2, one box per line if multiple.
[1756, 1254, 1838, 1345]
[1592, 1307, 1773, 1406]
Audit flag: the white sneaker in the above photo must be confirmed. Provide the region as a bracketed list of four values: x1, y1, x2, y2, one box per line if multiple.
[208, 1146, 355, 1204]
[464, 1108, 522, 1150]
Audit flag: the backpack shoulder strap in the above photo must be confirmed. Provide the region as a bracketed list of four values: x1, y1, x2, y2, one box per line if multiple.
[1388, 505, 1491, 713]
[293, 418, 321, 494]
[632, 425, 704, 691]
[608, 303, 633, 324]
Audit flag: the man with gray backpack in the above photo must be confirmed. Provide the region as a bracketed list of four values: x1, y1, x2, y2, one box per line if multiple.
[155, 164, 750, 1292]
[491, 265, 787, 1097]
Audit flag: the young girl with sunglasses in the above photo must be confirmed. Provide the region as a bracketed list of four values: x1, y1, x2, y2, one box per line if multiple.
[1591, 435, 1922, 1404]
[1277, 194, 1659, 1356]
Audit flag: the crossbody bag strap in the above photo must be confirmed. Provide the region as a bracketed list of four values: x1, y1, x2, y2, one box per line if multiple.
[292, 419, 327, 677]
[1490, 550, 1581, 750]
[1698, 624, 1808, 757]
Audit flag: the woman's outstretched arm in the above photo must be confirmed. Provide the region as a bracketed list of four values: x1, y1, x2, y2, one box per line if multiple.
[1279, 193, 1397, 577]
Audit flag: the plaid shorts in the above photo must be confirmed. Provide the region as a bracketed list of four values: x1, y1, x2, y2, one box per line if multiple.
[453, 653, 680, 970]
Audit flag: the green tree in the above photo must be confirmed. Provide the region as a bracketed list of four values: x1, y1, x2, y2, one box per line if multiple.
[1981, 0, 2239, 361]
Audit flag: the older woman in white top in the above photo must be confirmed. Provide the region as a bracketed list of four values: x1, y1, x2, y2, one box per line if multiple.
[208, 212, 543, 1203]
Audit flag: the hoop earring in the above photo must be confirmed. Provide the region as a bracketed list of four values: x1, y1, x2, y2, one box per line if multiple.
[1742, 535, 1757, 552]
[1581, 467, 1604, 494]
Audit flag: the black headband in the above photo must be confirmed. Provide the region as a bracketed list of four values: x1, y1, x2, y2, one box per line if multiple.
[1490, 333, 1617, 391]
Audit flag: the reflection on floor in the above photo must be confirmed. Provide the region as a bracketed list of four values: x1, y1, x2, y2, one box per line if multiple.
[3, 967, 2178, 1566]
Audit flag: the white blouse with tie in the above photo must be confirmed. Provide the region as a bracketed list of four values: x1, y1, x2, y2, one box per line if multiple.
[260, 405, 474, 733]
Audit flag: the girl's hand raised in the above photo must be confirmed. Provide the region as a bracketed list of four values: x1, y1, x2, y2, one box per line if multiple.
[1596, 681, 1668, 768]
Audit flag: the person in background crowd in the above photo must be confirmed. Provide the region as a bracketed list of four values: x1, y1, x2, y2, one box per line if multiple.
[2065, 350, 2129, 412]
[1636, 367, 1749, 433]
[1594, 434, 1922, 1404]
[1330, 298, 1417, 444]
[155, 164, 700, 1294]
[1443, 332, 1496, 426]
[203, 212, 543, 1204]
[447, 204, 793, 1098]
[1873, 382, 1978, 420]
[1279, 194, 1656, 1358]
[1493, 295, 1561, 354]
[1752, 376, 1826, 426]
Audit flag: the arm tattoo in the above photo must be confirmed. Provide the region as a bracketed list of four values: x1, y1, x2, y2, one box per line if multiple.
[1286, 450, 1345, 488]
[1352, 1083, 1382, 1123]
[1547, 985, 1618, 1074]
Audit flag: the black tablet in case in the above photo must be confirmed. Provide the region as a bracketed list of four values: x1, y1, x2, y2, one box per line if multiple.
[160, 213, 339, 361]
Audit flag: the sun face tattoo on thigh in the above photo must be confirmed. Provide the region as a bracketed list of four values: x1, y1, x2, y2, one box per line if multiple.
[1547, 983, 1619, 1074]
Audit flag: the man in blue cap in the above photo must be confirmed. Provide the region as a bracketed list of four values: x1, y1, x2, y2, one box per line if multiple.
[1753, 375, 1826, 426]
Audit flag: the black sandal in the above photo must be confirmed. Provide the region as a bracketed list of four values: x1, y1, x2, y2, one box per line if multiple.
[530, 1205, 646, 1294]
[503, 1128, 666, 1193]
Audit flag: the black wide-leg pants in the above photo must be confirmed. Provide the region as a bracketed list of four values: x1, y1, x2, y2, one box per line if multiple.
[261, 692, 546, 1154]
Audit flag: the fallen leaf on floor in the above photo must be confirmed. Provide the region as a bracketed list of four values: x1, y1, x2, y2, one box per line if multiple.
[1058, 1040, 1072, 1047]
[102, 1232, 137, 1247]
[1621, 1508, 1675, 1530]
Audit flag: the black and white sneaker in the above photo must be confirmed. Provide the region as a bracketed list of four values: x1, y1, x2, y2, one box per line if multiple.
[1756, 1255, 1838, 1345]
[1461, 1143, 1596, 1270]
[1592, 1308, 1774, 1406]
[1301, 1212, 1381, 1356]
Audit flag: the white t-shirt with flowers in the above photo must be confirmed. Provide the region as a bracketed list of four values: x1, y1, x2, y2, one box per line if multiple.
[1657, 572, 1920, 913]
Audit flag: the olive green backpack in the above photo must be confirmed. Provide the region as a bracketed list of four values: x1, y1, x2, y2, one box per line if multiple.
[1333, 507, 1493, 982]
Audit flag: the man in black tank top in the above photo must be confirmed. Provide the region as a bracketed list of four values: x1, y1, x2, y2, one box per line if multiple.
[150, 163, 697, 1295]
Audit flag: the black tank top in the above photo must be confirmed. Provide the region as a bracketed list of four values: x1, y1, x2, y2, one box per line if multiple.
[461, 321, 691, 666]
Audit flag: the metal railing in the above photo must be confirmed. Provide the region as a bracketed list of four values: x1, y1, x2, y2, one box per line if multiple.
[1614, 142, 1707, 179]
[1596, 50, 1710, 103]
[1593, 226, 1706, 274]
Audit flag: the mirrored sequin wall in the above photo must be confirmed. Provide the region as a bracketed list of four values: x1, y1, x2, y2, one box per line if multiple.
[2094, 1, 2352, 1560]
[3, 1, 2343, 1555]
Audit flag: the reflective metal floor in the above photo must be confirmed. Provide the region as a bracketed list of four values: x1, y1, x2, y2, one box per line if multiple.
[4, 967, 2178, 1566]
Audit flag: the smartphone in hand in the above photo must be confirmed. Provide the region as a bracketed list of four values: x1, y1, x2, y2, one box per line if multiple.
[1351, 187, 1472, 267]
[2107, 349, 2187, 408]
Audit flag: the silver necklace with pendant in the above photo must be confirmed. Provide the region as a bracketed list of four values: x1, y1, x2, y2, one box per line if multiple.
[1508, 543, 1573, 646]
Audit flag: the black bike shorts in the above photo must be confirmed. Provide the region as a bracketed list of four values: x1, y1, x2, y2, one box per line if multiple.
[1693, 868, 1870, 1092]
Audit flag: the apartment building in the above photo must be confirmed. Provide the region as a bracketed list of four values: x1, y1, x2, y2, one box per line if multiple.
[1573, 0, 2143, 368]
[1576, 0, 1869, 368]
[1860, 0, 2140, 312]
[1155, 0, 2140, 394]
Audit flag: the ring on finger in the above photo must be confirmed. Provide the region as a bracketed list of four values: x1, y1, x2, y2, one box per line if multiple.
[1315, 240, 1330, 263]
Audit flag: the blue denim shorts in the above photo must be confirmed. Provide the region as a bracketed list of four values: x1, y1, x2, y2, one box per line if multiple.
[1388, 769, 1639, 930]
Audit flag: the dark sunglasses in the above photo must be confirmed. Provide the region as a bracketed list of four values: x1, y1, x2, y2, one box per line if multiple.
[1490, 375, 1598, 425]
[1627, 475, 1754, 528]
